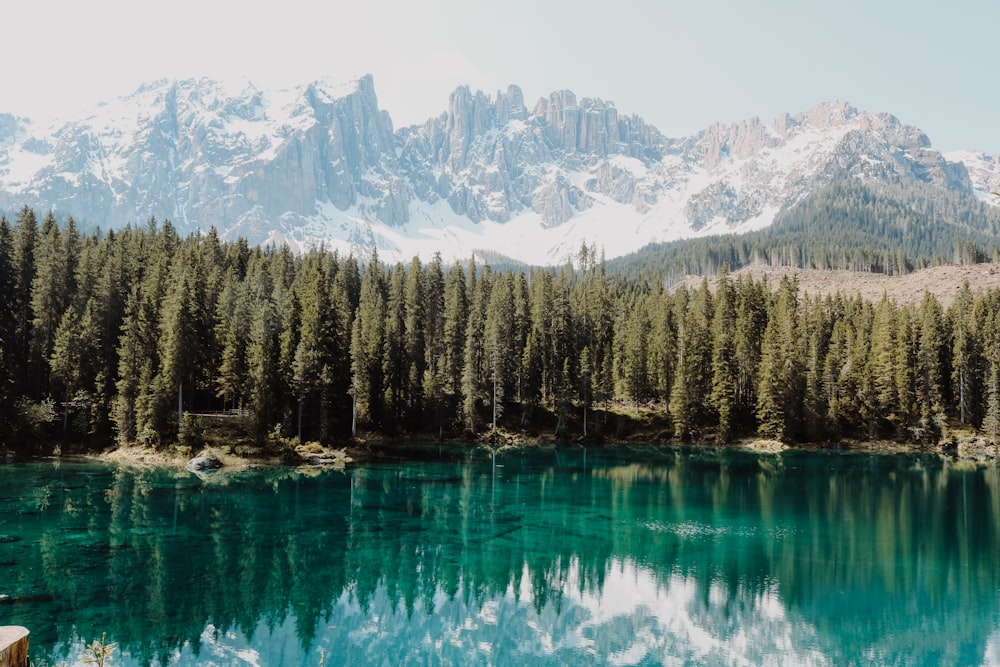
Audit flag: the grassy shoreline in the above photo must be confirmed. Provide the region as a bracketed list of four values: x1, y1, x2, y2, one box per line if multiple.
[65, 429, 999, 471]
[8, 403, 1000, 468]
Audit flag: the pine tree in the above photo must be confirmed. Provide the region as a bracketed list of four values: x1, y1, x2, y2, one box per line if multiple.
[484, 272, 516, 431]
[278, 287, 303, 436]
[30, 213, 68, 388]
[441, 263, 468, 426]
[800, 295, 834, 440]
[113, 288, 157, 444]
[50, 302, 98, 432]
[530, 271, 557, 404]
[671, 281, 713, 440]
[11, 207, 38, 398]
[0, 217, 16, 437]
[421, 254, 446, 433]
[982, 309, 1000, 443]
[512, 271, 534, 418]
[755, 278, 803, 441]
[914, 292, 946, 443]
[622, 300, 650, 414]
[292, 256, 338, 440]
[244, 259, 280, 439]
[949, 282, 981, 426]
[156, 259, 201, 436]
[404, 257, 427, 427]
[383, 263, 408, 429]
[733, 274, 766, 425]
[894, 305, 919, 433]
[869, 296, 899, 431]
[80, 228, 128, 435]
[645, 285, 675, 403]
[350, 254, 387, 431]
[214, 271, 250, 411]
[579, 345, 593, 436]
[710, 268, 738, 441]
[462, 266, 492, 432]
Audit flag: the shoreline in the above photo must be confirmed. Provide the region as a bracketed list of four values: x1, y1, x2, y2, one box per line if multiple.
[44, 430, 997, 471]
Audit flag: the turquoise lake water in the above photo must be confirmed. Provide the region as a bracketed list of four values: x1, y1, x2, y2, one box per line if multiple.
[1, 445, 999, 666]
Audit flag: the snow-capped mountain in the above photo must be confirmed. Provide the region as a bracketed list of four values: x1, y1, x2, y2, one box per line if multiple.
[0, 75, 996, 265]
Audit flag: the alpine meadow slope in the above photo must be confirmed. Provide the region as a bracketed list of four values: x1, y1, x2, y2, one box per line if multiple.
[0, 74, 997, 266]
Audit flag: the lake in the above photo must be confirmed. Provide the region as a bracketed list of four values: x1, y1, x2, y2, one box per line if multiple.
[1, 445, 999, 666]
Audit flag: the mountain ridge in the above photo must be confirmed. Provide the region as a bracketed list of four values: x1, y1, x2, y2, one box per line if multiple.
[0, 74, 996, 265]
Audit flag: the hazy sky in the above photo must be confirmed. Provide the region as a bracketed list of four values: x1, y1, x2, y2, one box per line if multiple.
[4, 0, 998, 153]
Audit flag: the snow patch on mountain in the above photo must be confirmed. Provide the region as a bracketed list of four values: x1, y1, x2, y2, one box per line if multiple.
[945, 149, 1000, 201]
[0, 77, 996, 265]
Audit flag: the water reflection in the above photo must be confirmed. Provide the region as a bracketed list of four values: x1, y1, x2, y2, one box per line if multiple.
[1, 449, 999, 665]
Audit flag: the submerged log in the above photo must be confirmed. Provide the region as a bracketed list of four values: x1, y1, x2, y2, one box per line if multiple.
[0, 626, 29, 667]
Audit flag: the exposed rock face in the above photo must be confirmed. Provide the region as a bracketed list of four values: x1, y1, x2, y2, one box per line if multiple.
[0, 75, 405, 240]
[0, 78, 996, 264]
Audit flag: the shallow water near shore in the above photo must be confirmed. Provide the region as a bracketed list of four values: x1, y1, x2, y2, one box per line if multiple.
[2, 445, 1000, 666]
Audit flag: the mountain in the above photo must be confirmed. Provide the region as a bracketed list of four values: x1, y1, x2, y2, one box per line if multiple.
[0, 75, 997, 265]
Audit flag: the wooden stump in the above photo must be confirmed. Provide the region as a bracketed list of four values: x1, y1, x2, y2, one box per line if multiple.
[0, 627, 29, 667]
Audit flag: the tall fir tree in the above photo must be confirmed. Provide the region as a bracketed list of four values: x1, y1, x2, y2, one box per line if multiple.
[710, 268, 738, 441]
[12, 207, 38, 398]
[350, 254, 388, 431]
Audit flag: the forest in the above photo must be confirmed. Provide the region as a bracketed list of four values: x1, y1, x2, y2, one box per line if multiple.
[611, 175, 1000, 284]
[3, 204, 1000, 453]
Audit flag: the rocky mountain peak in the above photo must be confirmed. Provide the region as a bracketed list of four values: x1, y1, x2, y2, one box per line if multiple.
[0, 75, 996, 266]
[800, 100, 859, 129]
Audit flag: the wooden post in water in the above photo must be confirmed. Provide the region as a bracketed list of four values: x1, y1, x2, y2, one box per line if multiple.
[0, 626, 29, 667]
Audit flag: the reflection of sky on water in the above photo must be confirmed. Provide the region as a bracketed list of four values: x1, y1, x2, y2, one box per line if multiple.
[93, 557, 829, 667]
[7, 450, 1000, 667]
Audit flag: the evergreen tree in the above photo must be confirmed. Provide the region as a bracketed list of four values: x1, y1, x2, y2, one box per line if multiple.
[483, 271, 516, 431]
[50, 301, 99, 432]
[113, 288, 158, 444]
[733, 274, 767, 425]
[894, 305, 919, 433]
[11, 207, 38, 398]
[31, 213, 70, 392]
[350, 254, 387, 431]
[278, 287, 303, 436]
[622, 299, 651, 413]
[244, 259, 280, 439]
[710, 269, 738, 441]
[914, 292, 946, 443]
[155, 256, 202, 436]
[404, 257, 427, 427]
[383, 263, 408, 429]
[214, 271, 250, 411]
[645, 285, 675, 403]
[421, 254, 446, 433]
[949, 282, 981, 426]
[292, 256, 338, 440]
[462, 266, 492, 432]
[0, 217, 16, 438]
[441, 263, 468, 426]
[671, 281, 713, 440]
[869, 296, 900, 431]
[982, 309, 1000, 443]
[755, 278, 804, 441]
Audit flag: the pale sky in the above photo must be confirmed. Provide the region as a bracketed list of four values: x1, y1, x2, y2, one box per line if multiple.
[3, 0, 998, 154]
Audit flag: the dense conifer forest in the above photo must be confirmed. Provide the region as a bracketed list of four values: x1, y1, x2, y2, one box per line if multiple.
[610, 176, 1000, 285]
[3, 203, 1000, 453]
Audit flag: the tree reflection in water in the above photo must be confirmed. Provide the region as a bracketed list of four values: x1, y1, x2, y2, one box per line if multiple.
[1, 447, 998, 666]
